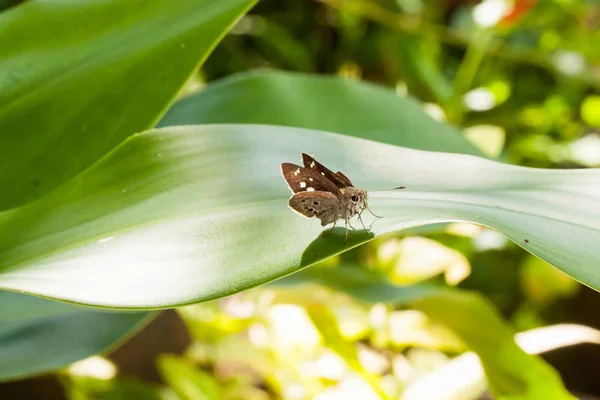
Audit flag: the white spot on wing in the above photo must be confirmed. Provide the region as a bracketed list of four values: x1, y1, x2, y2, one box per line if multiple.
[294, 168, 301, 176]
[310, 161, 315, 168]
[299, 182, 306, 188]
[320, 172, 325, 176]
[307, 187, 315, 192]
[309, 178, 313, 181]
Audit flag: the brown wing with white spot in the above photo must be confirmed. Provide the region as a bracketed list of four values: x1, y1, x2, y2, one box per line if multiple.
[302, 153, 354, 188]
[281, 163, 341, 196]
[288, 191, 340, 226]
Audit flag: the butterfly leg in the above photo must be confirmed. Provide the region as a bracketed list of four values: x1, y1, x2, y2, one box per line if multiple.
[321, 219, 337, 236]
[344, 217, 349, 243]
[357, 207, 368, 231]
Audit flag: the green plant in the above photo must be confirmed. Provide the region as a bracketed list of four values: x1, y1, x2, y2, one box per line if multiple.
[2, 1, 600, 399]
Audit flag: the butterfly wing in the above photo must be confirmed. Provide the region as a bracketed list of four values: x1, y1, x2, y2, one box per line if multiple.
[281, 163, 342, 196]
[302, 153, 354, 188]
[288, 191, 340, 226]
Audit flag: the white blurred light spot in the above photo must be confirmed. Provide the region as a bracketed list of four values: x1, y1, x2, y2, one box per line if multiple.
[266, 304, 321, 353]
[377, 239, 402, 265]
[473, 228, 508, 251]
[97, 236, 113, 244]
[423, 103, 446, 121]
[389, 310, 428, 341]
[463, 88, 496, 111]
[301, 351, 347, 380]
[248, 323, 269, 348]
[464, 124, 506, 157]
[393, 237, 471, 285]
[230, 15, 266, 35]
[368, 303, 388, 329]
[282, 382, 308, 400]
[402, 353, 485, 400]
[570, 133, 600, 166]
[67, 356, 117, 380]
[314, 376, 381, 400]
[553, 51, 585, 76]
[392, 354, 413, 383]
[516, 324, 600, 354]
[446, 223, 482, 237]
[473, 0, 509, 27]
[358, 346, 389, 374]
[221, 294, 256, 318]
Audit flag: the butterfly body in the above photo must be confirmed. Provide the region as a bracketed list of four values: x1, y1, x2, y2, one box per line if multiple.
[280, 153, 380, 241]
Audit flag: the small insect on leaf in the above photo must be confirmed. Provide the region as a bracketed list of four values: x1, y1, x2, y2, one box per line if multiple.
[281, 154, 383, 242]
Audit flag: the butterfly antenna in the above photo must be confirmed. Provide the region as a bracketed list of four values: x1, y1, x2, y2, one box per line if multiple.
[370, 186, 407, 191]
[365, 202, 383, 219]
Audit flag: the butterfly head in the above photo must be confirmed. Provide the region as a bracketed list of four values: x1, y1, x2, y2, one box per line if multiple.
[343, 187, 367, 215]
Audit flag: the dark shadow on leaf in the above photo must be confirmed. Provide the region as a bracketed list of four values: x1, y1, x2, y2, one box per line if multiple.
[299, 227, 375, 267]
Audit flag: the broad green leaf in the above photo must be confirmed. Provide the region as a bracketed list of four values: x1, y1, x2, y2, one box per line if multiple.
[287, 266, 572, 399]
[0, 124, 598, 308]
[0, 291, 78, 322]
[0, 0, 256, 210]
[158, 70, 482, 156]
[0, 0, 254, 380]
[0, 291, 150, 381]
[157, 354, 221, 400]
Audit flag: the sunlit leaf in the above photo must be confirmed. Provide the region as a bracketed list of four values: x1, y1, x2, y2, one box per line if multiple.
[0, 125, 598, 307]
[0, 0, 255, 380]
[0, 0, 256, 209]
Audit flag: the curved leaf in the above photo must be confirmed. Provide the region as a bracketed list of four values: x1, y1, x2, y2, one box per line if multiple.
[0, 0, 256, 210]
[0, 291, 150, 381]
[158, 70, 483, 156]
[0, 0, 254, 380]
[0, 125, 597, 307]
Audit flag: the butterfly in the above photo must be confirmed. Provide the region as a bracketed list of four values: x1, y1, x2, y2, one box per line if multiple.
[280, 153, 381, 242]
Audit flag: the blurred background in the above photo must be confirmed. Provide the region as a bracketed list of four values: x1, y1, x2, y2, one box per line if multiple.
[3, 0, 600, 399]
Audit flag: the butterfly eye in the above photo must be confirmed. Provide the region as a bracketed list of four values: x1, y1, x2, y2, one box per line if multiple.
[351, 195, 359, 202]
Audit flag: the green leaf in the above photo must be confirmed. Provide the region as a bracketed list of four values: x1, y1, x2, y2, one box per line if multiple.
[157, 354, 221, 400]
[158, 70, 482, 156]
[0, 0, 254, 380]
[0, 291, 150, 381]
[290, 266, 572, 399]
[0, 124, 598, 308]
[0, 0, 256, 210]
